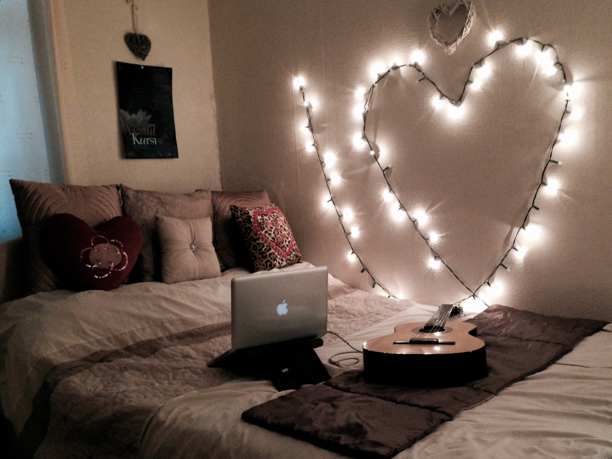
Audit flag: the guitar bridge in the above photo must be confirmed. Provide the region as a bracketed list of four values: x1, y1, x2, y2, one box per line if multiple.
[394, 339, 456, 345]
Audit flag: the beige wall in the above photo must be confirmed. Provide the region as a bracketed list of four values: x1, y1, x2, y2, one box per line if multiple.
[37, 0, 221, 193]
[209, 0, 612, 321]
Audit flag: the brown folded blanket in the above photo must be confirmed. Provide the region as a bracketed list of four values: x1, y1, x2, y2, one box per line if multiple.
[242, 305, 607, 459]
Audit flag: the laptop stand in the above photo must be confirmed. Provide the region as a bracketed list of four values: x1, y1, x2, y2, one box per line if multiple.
[213, 337, 331, 391]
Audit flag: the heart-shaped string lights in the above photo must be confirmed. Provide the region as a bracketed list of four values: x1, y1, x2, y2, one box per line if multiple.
[296, 35, 579, 307]
[428, 0, 476, 55]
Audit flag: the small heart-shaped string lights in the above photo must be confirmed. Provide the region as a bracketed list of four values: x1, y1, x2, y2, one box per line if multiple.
[296, 36, 579, 308]
[125, 0, 151, 61]
[429, 0, 476, 55]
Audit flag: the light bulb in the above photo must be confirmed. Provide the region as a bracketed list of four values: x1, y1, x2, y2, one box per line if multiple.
[294, 76, 305, 89]
[351, 226, 360, 238]
[343, 208, 354, 221]
[488, 281, 504, 296]
[324, 152, 337, 167]
[462, 296, 487, 314]
[410, 50, 425, 65]
[372, 63, 386, 78]
[515, 39, 531, 57]
[353, 133, 368, 148]
[471, 79, 483, 90]
[514, 245, 527, 260]
[428, 257, 441, 269]
[544, 178, 560, 195]
[448, 103, 465, 119]
[382, 188, 393, 202]
[429, 231, 440, 243]
[413, 209, 429, 225]
[558, 129, 576, 145]
[329, 173, 341, 185]
[355, 86, 366, 99]
[479, 63, 492, 77]
[347, 251, 356, 261]
[392, 207, 406, 221]
[569, 106, 583, 120]
[432, 95, 444, 109]
[522, 224, 541, 241]
[488, 30, 504, 46]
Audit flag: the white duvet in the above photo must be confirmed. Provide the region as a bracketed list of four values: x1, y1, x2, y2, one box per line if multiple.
[138, 310, 612, 459]
[0, 263, 610, 459]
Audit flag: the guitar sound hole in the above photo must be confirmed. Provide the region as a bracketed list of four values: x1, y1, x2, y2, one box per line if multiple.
[412, 326, 453, 334]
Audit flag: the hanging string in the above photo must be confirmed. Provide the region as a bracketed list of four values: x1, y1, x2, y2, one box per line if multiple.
[126, 0, 139, 34]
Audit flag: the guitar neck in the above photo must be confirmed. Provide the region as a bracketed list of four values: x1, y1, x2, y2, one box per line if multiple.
[423, 304, 455, 330]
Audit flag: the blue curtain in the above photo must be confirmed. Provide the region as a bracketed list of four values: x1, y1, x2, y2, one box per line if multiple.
[0, 0, 61, 242]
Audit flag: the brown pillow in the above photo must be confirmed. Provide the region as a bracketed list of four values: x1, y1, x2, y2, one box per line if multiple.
[230, 203, 301, 272]
[9, 179, 123, 294]
[156, 216, 221, 284]
[121, 185, 213, 282]
[211, 190, 270, 271]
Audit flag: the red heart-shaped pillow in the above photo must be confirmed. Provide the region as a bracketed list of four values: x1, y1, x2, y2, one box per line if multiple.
[42, 213, 143, 291]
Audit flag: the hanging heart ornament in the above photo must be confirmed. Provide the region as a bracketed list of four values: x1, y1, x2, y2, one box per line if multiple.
[429, 0, 476, 55]
[125, 33, 151, 61]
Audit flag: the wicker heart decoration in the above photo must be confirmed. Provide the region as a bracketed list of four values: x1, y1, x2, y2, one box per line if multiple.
[125, 32, 152, 61]
[429, 0, 476, 55]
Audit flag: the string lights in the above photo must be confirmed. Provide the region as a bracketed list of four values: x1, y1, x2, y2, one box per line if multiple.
[295, 35, 579, 308]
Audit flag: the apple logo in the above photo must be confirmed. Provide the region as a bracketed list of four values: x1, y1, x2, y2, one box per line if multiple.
[277, 300, 289, 316]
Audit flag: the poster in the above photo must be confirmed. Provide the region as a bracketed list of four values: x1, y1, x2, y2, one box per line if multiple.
[116, 62, 178, 159]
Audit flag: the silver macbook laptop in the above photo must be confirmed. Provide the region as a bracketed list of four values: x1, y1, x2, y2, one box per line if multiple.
[209, 265, 328, 366]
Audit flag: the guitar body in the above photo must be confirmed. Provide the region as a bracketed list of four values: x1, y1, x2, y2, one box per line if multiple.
[363, 321, 487, 387]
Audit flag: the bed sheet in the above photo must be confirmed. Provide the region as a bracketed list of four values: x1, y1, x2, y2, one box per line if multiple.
[0, 262, 417, 458]
[138, 312, 612, 459]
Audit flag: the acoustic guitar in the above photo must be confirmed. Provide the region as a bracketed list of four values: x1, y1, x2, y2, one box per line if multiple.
[363, 304, 487, 386]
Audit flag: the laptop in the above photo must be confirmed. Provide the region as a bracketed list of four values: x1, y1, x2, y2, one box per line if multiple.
[208, 265, 329, 369]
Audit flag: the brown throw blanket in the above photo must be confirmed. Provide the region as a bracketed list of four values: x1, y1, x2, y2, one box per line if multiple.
[242, 305, 608, 459]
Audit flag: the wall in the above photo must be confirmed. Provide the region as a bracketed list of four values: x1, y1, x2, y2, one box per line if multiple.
[34, 0, 221, 193]
[209, 0, 612, 321]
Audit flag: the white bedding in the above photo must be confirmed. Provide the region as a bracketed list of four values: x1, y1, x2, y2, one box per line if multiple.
[0, 263, 610, 459]
[139, 319, 612, 459]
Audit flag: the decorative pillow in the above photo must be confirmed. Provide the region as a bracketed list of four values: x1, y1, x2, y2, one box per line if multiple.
[156, 216, 221, 284]
[41, 213, 142, 291]
[211, 190, 270, 271]
[230, 203, 301, 272]
[121, 185, 213, 282]
[9, 179, 123, 294]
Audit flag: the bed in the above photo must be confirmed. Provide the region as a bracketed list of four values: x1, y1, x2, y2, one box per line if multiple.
[0, 180, 611, 459]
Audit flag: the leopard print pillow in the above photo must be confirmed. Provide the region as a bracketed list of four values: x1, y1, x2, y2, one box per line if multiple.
[230, 203, 302, 272]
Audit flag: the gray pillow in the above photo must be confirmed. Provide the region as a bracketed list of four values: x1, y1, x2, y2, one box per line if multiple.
[121, 185, 213, 282]
[10, 179, 122, 294]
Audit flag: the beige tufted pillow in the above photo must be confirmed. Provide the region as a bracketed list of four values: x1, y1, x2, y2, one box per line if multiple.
[121, 185, 213, 282]
[156, 215, 221, 284]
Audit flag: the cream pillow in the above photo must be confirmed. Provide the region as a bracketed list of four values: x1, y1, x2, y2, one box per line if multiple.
[121, 185, 213, 282]
[156, 216, 221, 283]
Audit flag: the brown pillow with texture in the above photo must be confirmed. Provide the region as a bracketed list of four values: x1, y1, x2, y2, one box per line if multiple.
[211, 190, 270, 271]
[230, 203, 301, 272]
[9, 179, 123, 294]
[156, 216, 221, 284]
[121, 185, 213, 282]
